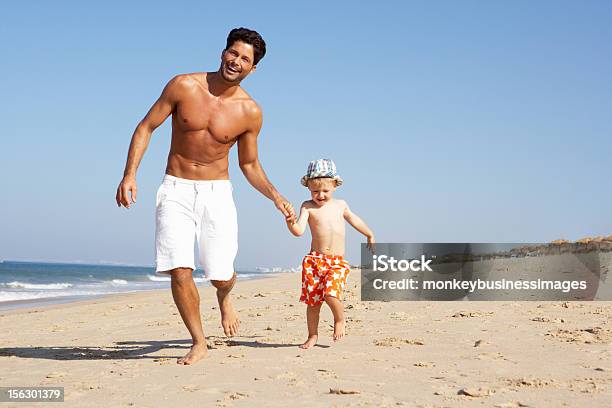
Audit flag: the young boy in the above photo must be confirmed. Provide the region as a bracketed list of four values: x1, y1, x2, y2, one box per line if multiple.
[287, 159, 375, 349]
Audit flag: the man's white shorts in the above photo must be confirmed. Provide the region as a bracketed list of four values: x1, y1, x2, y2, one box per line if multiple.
[155, 175, 237, 280]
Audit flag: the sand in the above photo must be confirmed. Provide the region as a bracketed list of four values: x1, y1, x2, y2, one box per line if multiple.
[0, 272, 610, 407]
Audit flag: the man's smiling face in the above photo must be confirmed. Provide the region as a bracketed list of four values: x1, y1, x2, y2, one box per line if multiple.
[220, 41, 256, 83]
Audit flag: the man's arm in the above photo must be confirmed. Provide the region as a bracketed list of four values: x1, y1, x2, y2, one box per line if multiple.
[343, 201, 375, 252]
[116, 77, 180, 208]
[287, 202, 310, 236]
[237, 105, 295, 220]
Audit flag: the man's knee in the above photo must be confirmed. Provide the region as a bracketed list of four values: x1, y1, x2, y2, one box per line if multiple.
[169, 268, 194, 284]
[211, 272, 236, 290]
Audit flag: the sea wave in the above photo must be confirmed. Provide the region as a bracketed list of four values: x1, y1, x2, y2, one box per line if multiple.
[2, 281, 74, 290]
[147, 275, 170, 282]
[147, 275, 206, 282]
[110, 279, 128, 285]
[0, 290, 107, 302]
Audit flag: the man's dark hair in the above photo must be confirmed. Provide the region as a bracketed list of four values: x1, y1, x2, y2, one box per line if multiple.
[225, 27, 266, 65]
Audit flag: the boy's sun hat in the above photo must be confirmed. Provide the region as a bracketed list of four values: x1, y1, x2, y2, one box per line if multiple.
[300, 159, 343, 187]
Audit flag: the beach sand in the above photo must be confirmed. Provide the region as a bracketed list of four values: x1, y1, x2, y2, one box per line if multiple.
[0, 272, 610, 407]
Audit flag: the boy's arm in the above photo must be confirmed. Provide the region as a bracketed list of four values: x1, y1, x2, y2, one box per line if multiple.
[287, 202, 310, 236]
[343, 202, 375, 251]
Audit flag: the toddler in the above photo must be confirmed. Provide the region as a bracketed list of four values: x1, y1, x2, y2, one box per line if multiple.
[287, 159, 374, 349]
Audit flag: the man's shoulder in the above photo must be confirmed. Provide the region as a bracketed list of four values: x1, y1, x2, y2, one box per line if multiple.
[235, 90, 261, 117]
[165, 73, 205, 94]
[173, 72, 202, 84]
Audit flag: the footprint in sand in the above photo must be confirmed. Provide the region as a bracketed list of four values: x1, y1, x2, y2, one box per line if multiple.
[226, 391, 248, 400]
[452, 311, 494, 318]
[531, 316, 566, 323]
[45, 371, 67, 379]
[389, 311, 410, 320]
[329, 388, 360, 395]
[413, 362, 435, 367]
[316, 369, 338, 379]
[476, 352, 507, 361]
[458, 387, 494, 397]
[374, 337, 425, 347]
[505, 377, 557, 389]
[545, 327, 612, 344]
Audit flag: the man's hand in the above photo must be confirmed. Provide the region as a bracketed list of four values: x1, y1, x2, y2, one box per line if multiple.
[367, 235, 376, 254]
[116, 176, 137, 209]
[274, 197, 295, 222]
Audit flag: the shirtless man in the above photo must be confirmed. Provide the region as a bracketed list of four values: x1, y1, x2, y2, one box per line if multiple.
[116, 28, 294, 365]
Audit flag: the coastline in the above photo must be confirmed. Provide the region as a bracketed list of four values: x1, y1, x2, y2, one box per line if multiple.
[0, 272, 610, 407]
[0, 271, 285, 313]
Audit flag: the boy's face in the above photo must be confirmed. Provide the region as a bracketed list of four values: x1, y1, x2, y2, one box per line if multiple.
[307, 179, 337, 207]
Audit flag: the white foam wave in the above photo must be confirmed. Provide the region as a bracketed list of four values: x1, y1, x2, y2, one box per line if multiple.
[147, 275, 170, 282]
[147, 275, 206, 282]
[3, 281, 73, 290]
[110, 279, 128, 285]
[0, 290, 108, 302]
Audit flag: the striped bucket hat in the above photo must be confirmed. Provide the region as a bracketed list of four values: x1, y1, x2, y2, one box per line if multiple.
[300, 159, 343, 187]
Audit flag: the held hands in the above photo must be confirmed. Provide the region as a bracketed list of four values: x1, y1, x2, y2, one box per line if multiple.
[275, 197, 296, 223]
[116, 176, 137, 209]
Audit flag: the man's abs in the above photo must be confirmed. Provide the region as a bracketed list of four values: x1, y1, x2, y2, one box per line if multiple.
[165, 129, 236, 180]
[165, 152, 230, 180]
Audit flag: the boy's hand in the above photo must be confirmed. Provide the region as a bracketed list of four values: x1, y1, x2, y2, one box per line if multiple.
[284, 202, 296, 222]
[367, 236, 376, 254]
[274, 197, 295, 222]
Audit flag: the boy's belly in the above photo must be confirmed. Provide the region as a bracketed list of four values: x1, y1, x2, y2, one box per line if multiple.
[310, 231, 346, 257]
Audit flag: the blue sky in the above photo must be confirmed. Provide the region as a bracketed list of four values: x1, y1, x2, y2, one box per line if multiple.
[1, 1, 611, 269]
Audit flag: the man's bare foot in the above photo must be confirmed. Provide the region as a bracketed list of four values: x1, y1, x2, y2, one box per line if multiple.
[218, 292, 240, 337]
[299, 335, 318, 349]
[177, 342, 208, 365]
[333, 320, 345, 342]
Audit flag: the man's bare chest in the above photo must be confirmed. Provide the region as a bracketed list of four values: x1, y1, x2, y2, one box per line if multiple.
[174, 97, 247, 142]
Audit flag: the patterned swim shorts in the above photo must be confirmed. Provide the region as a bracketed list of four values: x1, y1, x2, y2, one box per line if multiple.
[299, 251, 351, 306]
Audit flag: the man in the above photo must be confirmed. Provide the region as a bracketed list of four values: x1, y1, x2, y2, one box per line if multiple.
[116, 28, 295, 365]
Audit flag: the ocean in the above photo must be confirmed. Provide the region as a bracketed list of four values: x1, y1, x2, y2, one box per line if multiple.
[0, 261, 285, 311]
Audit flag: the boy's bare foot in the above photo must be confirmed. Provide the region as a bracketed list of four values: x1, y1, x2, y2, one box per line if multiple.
[177, 342, 208, 365]
[218, 291, 240, 337]
[300, 335, 318, 349]
[333, 320, 345, 341]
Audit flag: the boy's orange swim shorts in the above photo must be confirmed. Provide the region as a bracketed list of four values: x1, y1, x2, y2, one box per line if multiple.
[299, 251, 350, 306]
